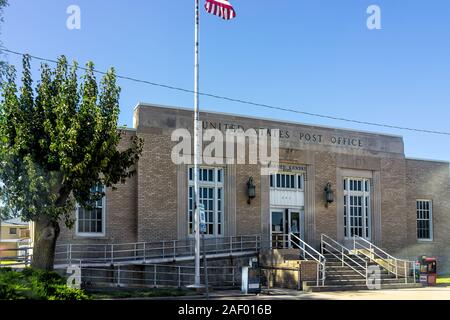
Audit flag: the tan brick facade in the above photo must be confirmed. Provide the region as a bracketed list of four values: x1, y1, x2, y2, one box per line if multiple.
[136, 132, 178, 242]
[236, 164, 261, 236]
[403, 159, 450, 271]
[59, 130, 139, 244]
[57, 104, 450, 273]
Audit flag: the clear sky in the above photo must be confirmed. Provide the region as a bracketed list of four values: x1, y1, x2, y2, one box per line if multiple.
[2, 0, 450, 161]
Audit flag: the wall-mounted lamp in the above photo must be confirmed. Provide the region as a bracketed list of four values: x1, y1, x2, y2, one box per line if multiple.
[324, 182, 334, 207]
[247, 177, 256, 204]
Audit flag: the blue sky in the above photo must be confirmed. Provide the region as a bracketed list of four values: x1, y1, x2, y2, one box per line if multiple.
[2, 0, 450, 161]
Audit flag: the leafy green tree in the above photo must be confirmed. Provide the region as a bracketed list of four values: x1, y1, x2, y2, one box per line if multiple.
[0, 0, 8, 215]
[0, 1, 7, 18]
[0, 55, 143, 270]
[0, 1, 7, 24]
[0, 0, 9, 79]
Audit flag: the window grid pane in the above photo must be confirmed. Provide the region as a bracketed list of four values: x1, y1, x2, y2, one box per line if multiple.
[417, 200, 432, 240]
[77, 185, 105, 235]
[344, 195, 347, 237]
[270, 173, 304, 190]
[344, 178, 370, 239]
[188, 167, 224, 236]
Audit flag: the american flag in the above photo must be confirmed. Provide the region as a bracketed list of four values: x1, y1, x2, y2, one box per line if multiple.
[205, 0, 236, 20]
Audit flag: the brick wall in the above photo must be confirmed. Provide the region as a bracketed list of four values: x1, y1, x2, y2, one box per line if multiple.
[379, 158, 408, 252]
[235, 164, 262, 236]
[56, 105, 450, 275]
[259, 249, 318, 289]
[314, 152, 338, 240]
[136, 131, 178, 242]
[403, 159, 450, 273]
[58, 130, 138, 245]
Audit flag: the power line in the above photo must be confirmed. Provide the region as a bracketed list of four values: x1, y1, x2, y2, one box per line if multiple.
[3, 47, 450, 137]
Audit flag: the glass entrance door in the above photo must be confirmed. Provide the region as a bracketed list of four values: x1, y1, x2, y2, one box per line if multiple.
[289, 210, 301, 248]
[271, 210, 285, 248]
[271, 209, 302, 249]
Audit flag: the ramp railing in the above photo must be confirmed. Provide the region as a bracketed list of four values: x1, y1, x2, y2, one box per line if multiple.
[290, 233, 326, 286]
[321, 234, 369, 285]
[352, 235, 416, 284]
[54, 235, 261, 267]
[0, 247, 33, 268]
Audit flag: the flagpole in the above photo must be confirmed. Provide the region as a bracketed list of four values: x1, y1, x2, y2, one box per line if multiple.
[193, 0, 201, 288]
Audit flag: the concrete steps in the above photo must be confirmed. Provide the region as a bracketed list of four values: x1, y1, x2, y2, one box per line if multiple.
[303, 251, 419, 292]
[304, 282, 422, 292]
[309, 277, 416, 285]
[326, 273, 395, 281]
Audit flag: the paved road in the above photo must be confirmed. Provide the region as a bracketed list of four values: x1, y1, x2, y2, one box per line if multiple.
[207, 287, 450, 300]
[116, 286, 450, 300]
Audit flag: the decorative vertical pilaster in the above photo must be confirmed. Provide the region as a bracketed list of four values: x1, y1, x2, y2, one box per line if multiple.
[177, 165, 187, 240]
[305, 164, 316, 247]
[336, 168, 344, 242]
[225, 164, 236, 237]
[372, 171, 382, 246]
[260, 173, 271, 249]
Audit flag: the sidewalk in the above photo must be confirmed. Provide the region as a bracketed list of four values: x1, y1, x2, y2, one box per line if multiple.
[128, 286, 450, 300]
[211, 287, 450, 300]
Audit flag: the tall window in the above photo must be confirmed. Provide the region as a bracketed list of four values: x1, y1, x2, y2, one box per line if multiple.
[76, 184, 106, 237]
[417, 200, 433, 241]
[269, 173, 304, 190]
[343, 178, 371, 239]
[188, 167, 224, 236]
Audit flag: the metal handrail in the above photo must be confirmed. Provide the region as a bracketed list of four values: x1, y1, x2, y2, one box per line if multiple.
[322, 234, 367, 266]
[0, 247, 33, 267]
[353, 236, 416, 283]
[53, 234, 262, 266]
[289, 233, 326, 286]
[353, 236, 411, 263]
[56, 235, 260, 250]
[321, 234, 368, 282]
[70, 263, 240, 289]
[0, 246, 33, 251]
[290, 233, 323, 261]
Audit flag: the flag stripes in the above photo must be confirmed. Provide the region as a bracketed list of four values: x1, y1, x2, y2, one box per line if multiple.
[205, 0, 236, 20]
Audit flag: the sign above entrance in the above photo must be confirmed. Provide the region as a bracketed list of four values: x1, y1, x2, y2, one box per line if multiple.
[278, 164, 306, 173]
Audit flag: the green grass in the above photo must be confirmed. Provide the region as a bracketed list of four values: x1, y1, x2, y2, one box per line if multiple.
[88, 288, 197, 300]
[437, 274, 450, 285]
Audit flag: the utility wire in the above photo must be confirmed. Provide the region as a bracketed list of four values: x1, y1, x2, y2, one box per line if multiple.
[3, 47, 450, 137]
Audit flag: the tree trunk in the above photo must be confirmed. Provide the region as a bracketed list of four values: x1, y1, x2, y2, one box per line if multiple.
[31, 216, 60, 271]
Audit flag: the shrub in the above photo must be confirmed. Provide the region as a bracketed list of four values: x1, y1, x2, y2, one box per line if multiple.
[0, 268, 28, 299]
[48, 284, 90, 300]
[0, 268, 90, 300]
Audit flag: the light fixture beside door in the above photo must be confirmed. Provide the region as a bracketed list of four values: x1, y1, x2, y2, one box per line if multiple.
[247, 177, 256, 204]
[324, 182, 334, 208]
